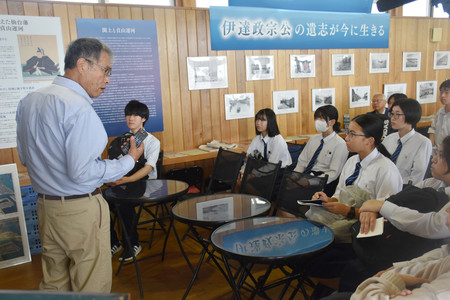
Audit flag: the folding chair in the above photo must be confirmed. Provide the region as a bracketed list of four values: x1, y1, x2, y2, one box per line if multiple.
[239, 157, 282, 201]
[274, 169, 328, 218]
[286, 142, 306, 171]
[205, 148, 245, 194]
[165, 166, 204, 194]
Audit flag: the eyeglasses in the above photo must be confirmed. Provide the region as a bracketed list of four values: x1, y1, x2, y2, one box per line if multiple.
[345, 128, 366, 138]
[388, 112, 405, 120]
[84, 58, 112, 77]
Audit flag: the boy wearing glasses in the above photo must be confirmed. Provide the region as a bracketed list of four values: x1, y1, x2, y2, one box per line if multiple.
[382, 98, 432, 185]
[429, 79, 450, 149]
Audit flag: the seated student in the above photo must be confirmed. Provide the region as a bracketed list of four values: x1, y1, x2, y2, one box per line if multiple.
[428, 79, 450, 149]
[322, 205, 450, 300]
[294, 105, 348, 196]
[387, 93, 408, 111]
[368, 93, 388, 115]
[382, 98, 432, 185]
[108, 100, 160, 262]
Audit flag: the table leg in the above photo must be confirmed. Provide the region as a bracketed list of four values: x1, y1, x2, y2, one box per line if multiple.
[166, 216, 195, 274]
[221, 254, 241, 300]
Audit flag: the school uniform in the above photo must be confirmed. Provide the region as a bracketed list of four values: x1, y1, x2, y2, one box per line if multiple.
[382, 129, 432, 185]
[246, 134, 292, 168]
[428, 107, 450, 149]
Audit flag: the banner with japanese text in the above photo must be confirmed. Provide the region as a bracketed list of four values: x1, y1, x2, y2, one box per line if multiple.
[77, 18, 164, 136]
[209, 6, 390, 50]
[0, 15, 65, 149]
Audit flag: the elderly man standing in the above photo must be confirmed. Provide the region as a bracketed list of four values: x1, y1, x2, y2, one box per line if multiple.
[16, 38, 143, 292]
[369, 93, 389, 115]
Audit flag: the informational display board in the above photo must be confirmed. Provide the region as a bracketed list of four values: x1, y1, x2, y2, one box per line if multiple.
[210, 6, 390, 50]
[0, 15, 65, 149]
[77, 18, 163, 136]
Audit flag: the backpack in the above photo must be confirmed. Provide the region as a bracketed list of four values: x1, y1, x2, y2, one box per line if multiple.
[108, 133, 148, 179]
[351, 185, 448, 270]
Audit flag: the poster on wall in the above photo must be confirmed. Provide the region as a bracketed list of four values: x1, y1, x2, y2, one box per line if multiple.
[77, 18, 164, 136]
[402, 52, 421, 72]
[369, 53, 389, 74]
[245, 55, 274, 81]
[273, 90, 299, 115]
[0, 15, 65, 149]
[312, 88, 335, 112]
[384, 83, 407, 100]
[349, 86, 370, 108]
[224, 93, 254, 120]
[434, 51, 450, 70]
[416, 80, 437, 104]
[187, 56, 228, 90]
[290, 54, 315, 78]
[0, 164, 31, 269]
[332, 54, 354, 76]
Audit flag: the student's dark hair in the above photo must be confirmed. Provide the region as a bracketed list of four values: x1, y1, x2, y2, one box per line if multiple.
[314, 105, 340, 133]
[125, 100, 149, 125]
[391, 98, 422, 128]
[255, 108, 280, 137]
[440, 79, 450, 91]
[64, 38, 113, 70]
[442, 136, 450, 173]
[387, 93, 407, 107]
[352, 114, 391, 158]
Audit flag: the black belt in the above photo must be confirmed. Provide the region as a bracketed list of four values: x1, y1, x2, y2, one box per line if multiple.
[38, 188, 101, 200]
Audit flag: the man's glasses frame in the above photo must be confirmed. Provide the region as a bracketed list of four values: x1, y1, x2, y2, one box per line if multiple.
[84, 58, 112, 77]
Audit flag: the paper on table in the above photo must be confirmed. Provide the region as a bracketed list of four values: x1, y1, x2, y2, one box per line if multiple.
[357, 217, 384, 238]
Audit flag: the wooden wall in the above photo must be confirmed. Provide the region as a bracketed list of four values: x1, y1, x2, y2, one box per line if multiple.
[1, 0, 450, 176]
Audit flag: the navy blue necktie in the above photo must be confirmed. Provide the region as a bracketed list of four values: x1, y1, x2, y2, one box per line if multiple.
[305, 139, 324, 174]
[262, 139, 268, 160]
[345, 162, 361, 186]
[391, 139, 402, 164]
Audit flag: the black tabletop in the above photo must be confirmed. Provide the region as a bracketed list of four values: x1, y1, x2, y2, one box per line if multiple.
[172, 194, 271, 227]
[211, 217, 334, 263]
[104, 179, 189, 204]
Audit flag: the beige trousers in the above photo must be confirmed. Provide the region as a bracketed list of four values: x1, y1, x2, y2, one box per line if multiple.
[37, 193, 112, 292]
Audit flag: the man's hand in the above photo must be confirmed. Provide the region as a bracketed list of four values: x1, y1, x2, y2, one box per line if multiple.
[108, 176, 130, 186]
[359, 211, 379, 234]
[127, 136, 144, 162]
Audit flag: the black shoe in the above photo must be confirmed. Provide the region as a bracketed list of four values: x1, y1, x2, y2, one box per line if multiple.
[119, 244, 142, 262]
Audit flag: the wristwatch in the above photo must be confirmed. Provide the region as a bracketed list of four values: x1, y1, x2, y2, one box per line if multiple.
[346, 206, 356, 219]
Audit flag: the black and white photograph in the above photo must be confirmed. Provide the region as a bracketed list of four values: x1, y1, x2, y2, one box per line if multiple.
[434, 51, 450, 70]
[290, 54, 315, 78]
[312, 88, 335, 111]
[0, 164, 31, 270]
[332, 54, 354, 76]
[245, 55, 274, 81]
[187, 56, 228, 90]
[273, 90, 299, 115]
[369, 53, 389, 74]
[384, 83, 408, 100]
[416, 80, 437, 104]
[224, 93, 255, 120]
[402, 52, 421, 72]
[196, 197, 234, 221]
[349, 86, 370, 108]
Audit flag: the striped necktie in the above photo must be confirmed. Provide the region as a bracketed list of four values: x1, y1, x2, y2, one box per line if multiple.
[262, 139, 268, 160]
[305, 139, 324, 174]
[391, 139, 403, 164]
[345, 162, 361, 186]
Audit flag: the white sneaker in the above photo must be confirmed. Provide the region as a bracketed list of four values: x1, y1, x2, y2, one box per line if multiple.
[111, 244, 122, 256]
[119, 244, 142, 262]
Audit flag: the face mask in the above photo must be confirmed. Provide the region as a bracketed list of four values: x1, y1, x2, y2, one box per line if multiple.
[315, 119, 329, 133]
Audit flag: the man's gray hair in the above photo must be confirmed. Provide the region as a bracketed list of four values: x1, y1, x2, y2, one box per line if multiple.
[64, 38, 113, 70]
[372, 93, 386, 101]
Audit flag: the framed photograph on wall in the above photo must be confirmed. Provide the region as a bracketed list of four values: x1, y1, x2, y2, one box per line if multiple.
[224, 93, 255, 120]
[384, 83, 407, 100]
[402, 52, 421, 72]
[332, 53, 354, 76]
[349, 86, 370, 108]
[369, 53, 389, 74]
[245, 55, 274, 81]
[0, 164, 31, 269]
[312, 88, 335, 111]
[290, 54, 315, 78]
[416, 80, 438, 104]
[273, 90, 299, 115]
[434, 51, 450, 70]
[187, 56, 228, 90]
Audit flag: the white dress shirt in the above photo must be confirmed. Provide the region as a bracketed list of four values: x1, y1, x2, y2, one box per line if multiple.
[382, 129, 432, 185]
[246, 134, 292, 168]
[428, 107, 450, 149]
[294, 132, 349, 183]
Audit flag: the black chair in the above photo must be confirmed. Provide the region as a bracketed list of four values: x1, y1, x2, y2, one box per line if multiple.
[274, 169, 328, 217]
[165, 166, 204, 193]
[286, 142, 306, 171]
[239, 157, 282, 201]
[205, 148, 245, 194]
[156, 150, 164, 179]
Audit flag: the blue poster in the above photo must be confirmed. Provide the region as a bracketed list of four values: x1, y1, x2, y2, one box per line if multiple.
[229, 0, 373, 13]
[76, 19, 163, 136]
[210, 6, 390, 50]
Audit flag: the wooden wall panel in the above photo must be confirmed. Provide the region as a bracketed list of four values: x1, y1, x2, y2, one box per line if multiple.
[1, 0, 450, 174]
